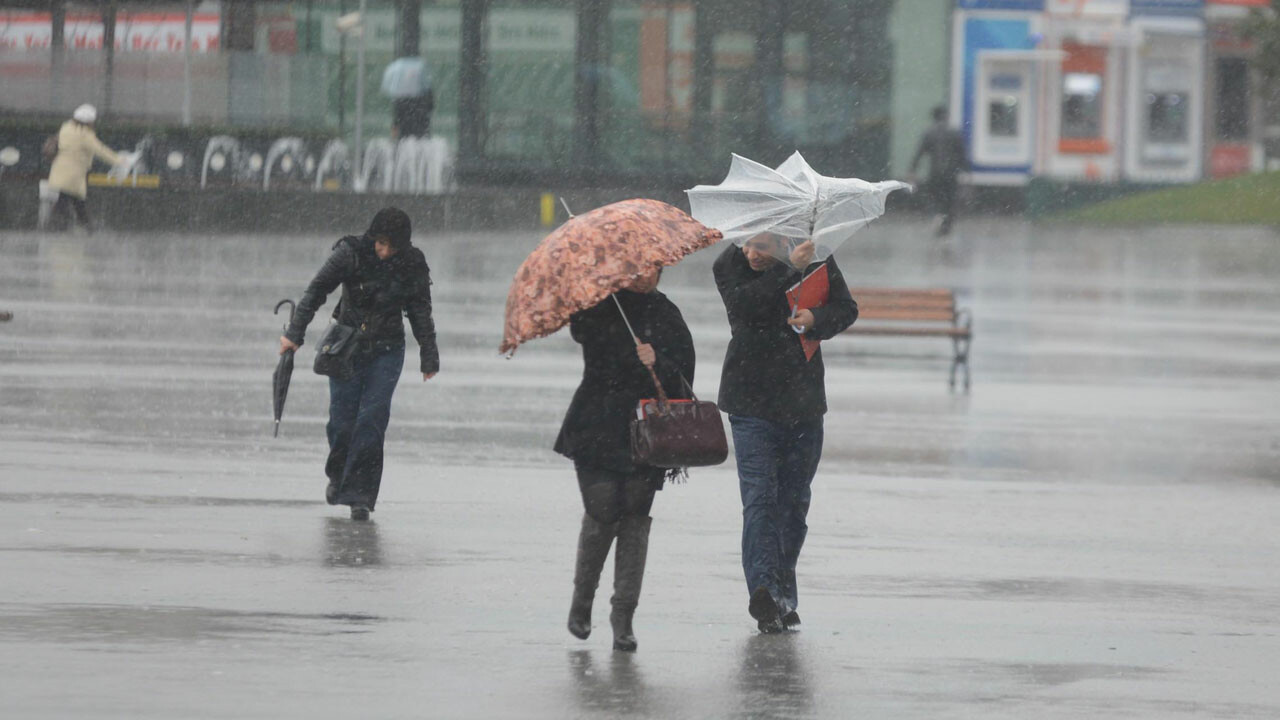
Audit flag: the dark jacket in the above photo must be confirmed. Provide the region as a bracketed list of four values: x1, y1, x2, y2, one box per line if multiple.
[285, 235, 439, 374]
[713, 245, 857, 424]
[911, 121, 968, 180]
[554, 290, 695, 473]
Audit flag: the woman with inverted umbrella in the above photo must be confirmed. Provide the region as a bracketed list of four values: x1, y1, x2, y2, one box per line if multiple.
[502, 199, 721, 651]
[688, 152, 907, 632]
[278, 207, 438, 521]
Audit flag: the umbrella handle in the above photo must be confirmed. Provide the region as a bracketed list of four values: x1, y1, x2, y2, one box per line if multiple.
[612, 294, 671, 414]
[274, 298, 296, 333]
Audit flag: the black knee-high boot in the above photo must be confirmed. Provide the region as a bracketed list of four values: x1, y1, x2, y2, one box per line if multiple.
[610, 515, 651, 651]
[568, 513, 618, 639]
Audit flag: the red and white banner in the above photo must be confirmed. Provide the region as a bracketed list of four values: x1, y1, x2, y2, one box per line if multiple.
[0, 12, 221, 53]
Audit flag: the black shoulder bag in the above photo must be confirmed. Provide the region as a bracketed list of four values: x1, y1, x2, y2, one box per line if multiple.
[313, 285, 365, 381]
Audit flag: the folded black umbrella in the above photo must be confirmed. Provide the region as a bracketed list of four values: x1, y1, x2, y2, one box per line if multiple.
[273, 299, 296, 438]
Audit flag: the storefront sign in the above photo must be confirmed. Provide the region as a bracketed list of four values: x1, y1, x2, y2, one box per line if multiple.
[319, 9, 575, 55]
[957, 1, 1046, 10]
[0, 12, 221, 52]
[1047, 0, 1129, 16]
[1130, 0, 1205, 16]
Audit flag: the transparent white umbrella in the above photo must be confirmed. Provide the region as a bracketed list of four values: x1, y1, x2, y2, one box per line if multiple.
[380, 57, 433, 99]
[686, 151, 912, 264]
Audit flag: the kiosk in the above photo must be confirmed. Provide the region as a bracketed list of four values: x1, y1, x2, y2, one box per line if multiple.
[952, 0, 1045, 185]
[1124, 1, 1206, 182]
[1040, 1, 1130, 181]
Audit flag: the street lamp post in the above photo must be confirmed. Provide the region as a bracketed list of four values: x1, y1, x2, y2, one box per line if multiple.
[182, 0, 194, 126]
[354, 0, 368, 187]
[335, 7, 367, 188]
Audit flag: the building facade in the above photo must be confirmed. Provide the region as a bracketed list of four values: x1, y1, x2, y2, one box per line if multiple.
[1, 1, 953, 186]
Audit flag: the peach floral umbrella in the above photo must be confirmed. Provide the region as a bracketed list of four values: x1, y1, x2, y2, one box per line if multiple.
[499, 198, 722, 355]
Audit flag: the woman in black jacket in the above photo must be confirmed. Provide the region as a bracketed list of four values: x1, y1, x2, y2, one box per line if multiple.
[278, 207, 439, 521]
[555, 268, 695, 652]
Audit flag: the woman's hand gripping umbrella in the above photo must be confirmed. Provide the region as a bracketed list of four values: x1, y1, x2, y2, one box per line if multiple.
[272, 299, 296, 438]
[499, 198, 722, 356]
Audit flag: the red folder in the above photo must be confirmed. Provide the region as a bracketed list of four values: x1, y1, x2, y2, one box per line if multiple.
[785, 264, 830, 361]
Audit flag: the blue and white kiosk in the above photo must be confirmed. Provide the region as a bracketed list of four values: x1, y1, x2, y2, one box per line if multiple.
[951, 0, 1047, 186]
[952, 0, 1208, 185]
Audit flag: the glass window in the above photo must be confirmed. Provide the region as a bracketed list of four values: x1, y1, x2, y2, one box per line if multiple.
[704, 3, 759, 167]
[1215, 57, 1249, 142]
[1143, 63, 1189, 145]
[989, 96, 1019, 137]
[696, 0, 892, 177]
[599, 2, 695, 173]
[988, 73, 1022, 138]
[1146, 91, 1188, 143]
[483, 1, 577, 167]
[1061, 72, 1102, 139]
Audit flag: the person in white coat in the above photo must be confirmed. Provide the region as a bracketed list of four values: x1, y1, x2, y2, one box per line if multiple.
[46, 104, 131, 231]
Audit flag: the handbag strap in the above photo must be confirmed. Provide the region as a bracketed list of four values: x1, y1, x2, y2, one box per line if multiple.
[612, 294, 675, 412]
[329, 237, 368, 330]
[609, 296, 703, 417]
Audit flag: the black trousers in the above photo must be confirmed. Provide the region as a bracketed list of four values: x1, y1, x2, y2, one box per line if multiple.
[929, 175, 958, 235]
[575, 463, 662, 525]
[52, 193, 90, 231]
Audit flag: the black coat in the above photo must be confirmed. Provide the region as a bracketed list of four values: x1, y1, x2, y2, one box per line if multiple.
[911, 122, 968, 180]
[554, 290, 695, 473]
[285, 235, 440, 374]
[713, 245, 857, 424]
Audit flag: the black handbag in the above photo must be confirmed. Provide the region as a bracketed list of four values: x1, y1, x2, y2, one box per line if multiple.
[312, 322, 359, 380]
[630, 372, 728, 469]
[313, 288, 363, 381]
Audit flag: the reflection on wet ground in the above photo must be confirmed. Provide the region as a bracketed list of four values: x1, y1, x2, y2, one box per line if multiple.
[568, 650, 655, 717]
[0, 603, 384, 645]
[733, 635, 814, 720]
[323, 517, 383, 568]
[2, 220, 1279, 718]
[2, 221, 1278, 483]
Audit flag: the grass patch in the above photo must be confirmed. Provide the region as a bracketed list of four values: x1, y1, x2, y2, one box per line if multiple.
[1051, 171, 1280, 225]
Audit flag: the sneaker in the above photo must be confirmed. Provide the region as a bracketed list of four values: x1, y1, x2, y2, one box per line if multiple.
[781, 611, 801, 629]
[748, 587, 783, 634]
[350, 505, 370, 521]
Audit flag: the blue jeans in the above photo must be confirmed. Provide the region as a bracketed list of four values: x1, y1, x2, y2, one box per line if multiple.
[325, 345, 404, 509]
[730, 415, 824, 616]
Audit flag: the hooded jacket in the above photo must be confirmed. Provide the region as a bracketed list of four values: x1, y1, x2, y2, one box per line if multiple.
[47, 121, 122, 200]
[285, 233, 439, 374]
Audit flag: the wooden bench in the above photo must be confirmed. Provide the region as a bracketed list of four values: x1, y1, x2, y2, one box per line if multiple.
[843, 288, 972, 391]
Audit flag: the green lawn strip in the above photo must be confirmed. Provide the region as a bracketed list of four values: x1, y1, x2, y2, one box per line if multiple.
[1050, 172, 1280, 225]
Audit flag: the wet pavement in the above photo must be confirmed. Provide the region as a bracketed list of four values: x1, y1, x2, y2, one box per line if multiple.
[1, 219, 1278, 718]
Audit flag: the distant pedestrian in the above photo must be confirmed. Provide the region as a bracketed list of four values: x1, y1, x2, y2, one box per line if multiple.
[558, 269, 695, 652]
[713, 233, 857, 632]
[910, 105, 968, 236]
[45, 104, 133, 233]
[393, 89, 434, 139]
[278, 207, 438, 521]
